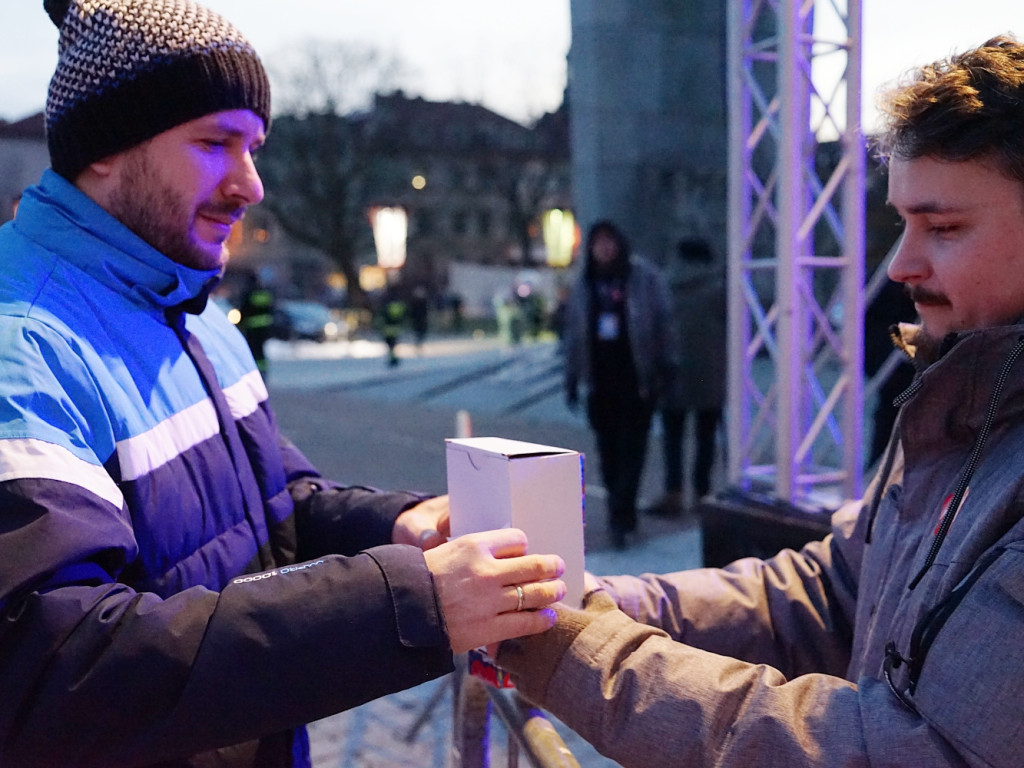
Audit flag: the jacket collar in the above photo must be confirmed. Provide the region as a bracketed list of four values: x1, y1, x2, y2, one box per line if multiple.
[16, 170, 221, 314]
[899, 323, 1024, 444]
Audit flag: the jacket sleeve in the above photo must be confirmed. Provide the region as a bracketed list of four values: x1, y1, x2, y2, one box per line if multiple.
[0, 476, 453, 768]
[497, 589, 973, 768]
[278, 435, 428, 558]
[596, 499, 863, 679]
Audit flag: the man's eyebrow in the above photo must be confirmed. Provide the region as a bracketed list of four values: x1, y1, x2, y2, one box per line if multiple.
[203, 116, 265, 140]
[885, 199, 965, 215]
[202, 127, 265, 149]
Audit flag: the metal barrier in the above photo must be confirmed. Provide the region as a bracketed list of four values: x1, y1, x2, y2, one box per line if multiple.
[451, 658, 582, 768]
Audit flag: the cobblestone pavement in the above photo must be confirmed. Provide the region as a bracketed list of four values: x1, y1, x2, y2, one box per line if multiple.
[266, 335, 708, 767]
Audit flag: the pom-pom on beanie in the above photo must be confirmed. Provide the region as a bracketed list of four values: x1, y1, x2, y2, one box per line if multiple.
[43, 0, 271, 180]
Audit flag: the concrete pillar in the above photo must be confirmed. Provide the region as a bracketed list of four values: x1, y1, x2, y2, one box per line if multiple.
[568, 0, 728, 266]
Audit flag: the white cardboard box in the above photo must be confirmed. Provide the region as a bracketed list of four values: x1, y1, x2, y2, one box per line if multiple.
[446, 437, 585, 608]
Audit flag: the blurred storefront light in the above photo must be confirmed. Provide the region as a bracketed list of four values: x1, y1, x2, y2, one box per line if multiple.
[369, 206, 408, 269]
[360, 265, 388, 293]
[542, 209, 577, 268]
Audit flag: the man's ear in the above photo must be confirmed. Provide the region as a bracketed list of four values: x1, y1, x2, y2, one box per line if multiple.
[86, 155, 119, 178]
[74, 155, 121, 206]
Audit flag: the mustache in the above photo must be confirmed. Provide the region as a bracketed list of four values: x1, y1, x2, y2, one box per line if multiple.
[904, 284, 950, 307]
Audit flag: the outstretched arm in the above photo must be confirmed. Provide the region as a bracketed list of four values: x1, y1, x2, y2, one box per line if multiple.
[496, 589, 969, 768]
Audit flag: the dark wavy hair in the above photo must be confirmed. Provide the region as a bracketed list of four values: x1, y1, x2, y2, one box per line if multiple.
[875, 34, 1024, 185]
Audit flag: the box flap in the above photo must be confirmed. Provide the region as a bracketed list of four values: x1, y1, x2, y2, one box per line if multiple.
[446, 436, 576, 459]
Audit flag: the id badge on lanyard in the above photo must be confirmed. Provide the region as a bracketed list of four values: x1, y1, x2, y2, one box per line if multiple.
[597, 311, 620, 340]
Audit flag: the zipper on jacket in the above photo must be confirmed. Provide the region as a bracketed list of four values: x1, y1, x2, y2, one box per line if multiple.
[908, 335, 1024, 589]
[864, 376, 922, 544]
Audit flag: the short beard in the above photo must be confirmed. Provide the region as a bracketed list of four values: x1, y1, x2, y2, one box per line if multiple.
[107, 148, 222, 270]
[902, 284, 953, 362]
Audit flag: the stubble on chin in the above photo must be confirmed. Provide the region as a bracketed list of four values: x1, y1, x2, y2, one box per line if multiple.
[106, 151, 214, 270]
[910, 325, 947, 365]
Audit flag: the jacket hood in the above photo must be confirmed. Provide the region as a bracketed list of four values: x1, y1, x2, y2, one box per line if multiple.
[13, 170, 221, 314]
[868, 323, 1024, 567]
[583, 219, 632, 281]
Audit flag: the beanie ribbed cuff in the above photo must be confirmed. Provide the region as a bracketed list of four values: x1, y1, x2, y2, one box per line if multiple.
[48, 51, 270, 179]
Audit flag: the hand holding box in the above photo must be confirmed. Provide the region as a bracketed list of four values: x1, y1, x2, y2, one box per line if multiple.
[446, 437, 586, 608]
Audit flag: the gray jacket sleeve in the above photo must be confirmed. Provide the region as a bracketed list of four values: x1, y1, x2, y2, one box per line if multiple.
[497, 496, 989, 768]
[597, 501, 863, 679]
[498, 590, 969, 768]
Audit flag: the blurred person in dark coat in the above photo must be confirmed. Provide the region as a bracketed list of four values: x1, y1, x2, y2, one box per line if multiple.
[648, 238, 725, 517]
[563, 220, 676, 548]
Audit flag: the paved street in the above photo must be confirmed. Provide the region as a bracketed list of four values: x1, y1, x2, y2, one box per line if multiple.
[263, 334, 706, 767]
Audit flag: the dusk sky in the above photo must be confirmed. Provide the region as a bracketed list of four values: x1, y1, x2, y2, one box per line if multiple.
[1, 2, 1020, 132]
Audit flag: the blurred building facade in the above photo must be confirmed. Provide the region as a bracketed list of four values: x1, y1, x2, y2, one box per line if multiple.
[227, 92, 573, 313]
[357, 92, 572, 289]
[0, 113, 48, 222]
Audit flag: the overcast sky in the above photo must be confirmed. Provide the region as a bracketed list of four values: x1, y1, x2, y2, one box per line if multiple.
[1, 2, 1020, 131]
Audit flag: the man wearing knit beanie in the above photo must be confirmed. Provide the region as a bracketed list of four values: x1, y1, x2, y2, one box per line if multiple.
[0, 2, 566, 766]
[44, 0, 272, 182]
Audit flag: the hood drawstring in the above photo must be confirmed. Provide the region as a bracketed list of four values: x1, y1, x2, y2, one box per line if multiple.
[907, 335, 1024, 589]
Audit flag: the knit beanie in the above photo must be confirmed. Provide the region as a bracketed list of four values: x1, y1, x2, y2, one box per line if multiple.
[43, 0, 271, 180]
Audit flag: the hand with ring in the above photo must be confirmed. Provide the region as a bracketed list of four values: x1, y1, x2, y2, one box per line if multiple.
[513, 584, 526, 612]
[423, 528, 566, 654]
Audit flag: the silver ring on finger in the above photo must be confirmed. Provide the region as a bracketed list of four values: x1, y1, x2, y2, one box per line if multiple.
[514, 584, 526, 612]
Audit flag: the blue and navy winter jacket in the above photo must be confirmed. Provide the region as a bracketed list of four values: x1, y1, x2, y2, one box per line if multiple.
[0, 171, 453, 767]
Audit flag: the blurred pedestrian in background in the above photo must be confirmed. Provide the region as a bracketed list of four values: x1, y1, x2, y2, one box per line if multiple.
[377, 283, 407, 366]
[563, 220, 676, 549]
[408, 284, 430, 353]
[514, 275, 546, 340]
[237, 268, 276, 374]
[648, 238, 725, 518]
[550, 283, 571, 342]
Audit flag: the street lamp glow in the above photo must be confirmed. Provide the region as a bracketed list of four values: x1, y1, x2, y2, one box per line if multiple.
[411, 175, 427, 190]
[370, 206, 408, 269]
[542, 208, 577, 267]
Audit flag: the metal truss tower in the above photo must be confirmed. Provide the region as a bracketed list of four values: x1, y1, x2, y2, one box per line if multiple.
[726, 0, 865, 505]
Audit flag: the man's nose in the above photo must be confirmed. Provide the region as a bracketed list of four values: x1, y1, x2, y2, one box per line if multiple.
[886, 232, 927, 284]
[225, 151, 264, 206]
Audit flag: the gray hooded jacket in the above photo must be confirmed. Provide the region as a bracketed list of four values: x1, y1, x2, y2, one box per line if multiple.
[500, 322, 1024, 767]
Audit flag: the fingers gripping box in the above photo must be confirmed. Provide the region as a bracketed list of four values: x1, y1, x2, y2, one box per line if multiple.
[445, 437, 585, 609]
